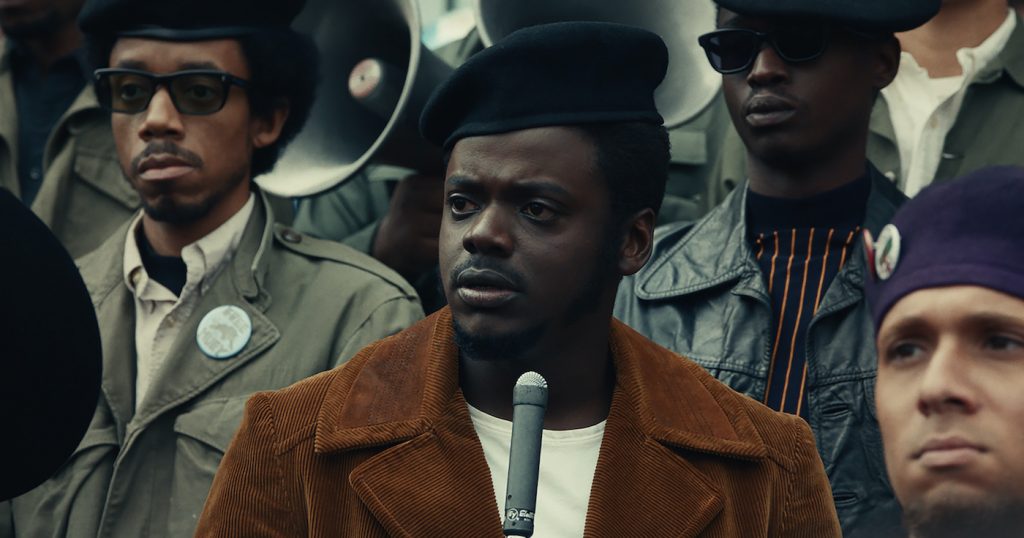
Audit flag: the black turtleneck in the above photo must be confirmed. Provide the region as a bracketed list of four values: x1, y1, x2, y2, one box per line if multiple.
[136, 229, 187, 297]
[746, 173, 870, 417]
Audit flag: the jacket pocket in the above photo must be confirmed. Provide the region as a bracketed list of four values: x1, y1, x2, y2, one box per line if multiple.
[167, 396, 249, 536]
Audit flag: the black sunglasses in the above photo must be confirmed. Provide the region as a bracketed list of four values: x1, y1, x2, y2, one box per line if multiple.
[94, 68, 251, 115]
[697, 27, 829, 74]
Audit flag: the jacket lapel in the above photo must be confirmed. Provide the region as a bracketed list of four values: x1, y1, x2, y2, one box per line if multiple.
[128, 196, 280, 431]
[349, 395, 505, 537]
[78, 223, 138, 439]
[584, 321, 769, 537]
[584, 392, 726, 538]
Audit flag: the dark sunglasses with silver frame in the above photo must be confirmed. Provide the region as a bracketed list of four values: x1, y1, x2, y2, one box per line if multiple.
[94, 68, 251, 115]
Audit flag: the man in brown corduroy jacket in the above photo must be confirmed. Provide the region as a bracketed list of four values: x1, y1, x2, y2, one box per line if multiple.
[197, 21, 840, 538]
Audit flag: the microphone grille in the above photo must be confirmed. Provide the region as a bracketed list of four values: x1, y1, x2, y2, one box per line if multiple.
[515, 371, 547, 389]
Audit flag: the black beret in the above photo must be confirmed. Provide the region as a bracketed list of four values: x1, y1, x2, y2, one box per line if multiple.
[715, 0, 940, 33]
[0, 189, 101, 500]
[420, 21, 668, 151]
[79, 0, 306, 39]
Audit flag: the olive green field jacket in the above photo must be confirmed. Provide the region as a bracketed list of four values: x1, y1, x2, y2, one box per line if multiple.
[3, 194, 423, 537]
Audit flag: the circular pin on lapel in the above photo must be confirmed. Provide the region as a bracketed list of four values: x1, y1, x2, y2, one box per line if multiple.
[196, 305, 252, 360]
[874, 224, 902, 281]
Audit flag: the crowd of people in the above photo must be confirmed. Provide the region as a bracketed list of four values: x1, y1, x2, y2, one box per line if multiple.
[1, 0, 1023, 536]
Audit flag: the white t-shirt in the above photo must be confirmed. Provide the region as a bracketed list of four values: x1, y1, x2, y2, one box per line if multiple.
[881, 10, 1016, 197]
[468, 404, 605, 537]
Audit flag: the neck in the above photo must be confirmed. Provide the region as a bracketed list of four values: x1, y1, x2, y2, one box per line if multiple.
[897, 0, 1009, 77]
[746, 142, 866, 199]
[16, 23, 82, 71]
[140, 187, 251, 257]
[459, 312, 616, 431]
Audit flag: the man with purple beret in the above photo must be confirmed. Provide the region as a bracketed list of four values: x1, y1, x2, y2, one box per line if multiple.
[866, 166, 1024, 538]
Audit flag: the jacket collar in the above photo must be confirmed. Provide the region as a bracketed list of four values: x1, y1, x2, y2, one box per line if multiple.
[633, 164, 905, 300]
[80, 190, 278, 308]
[976, 12, 1024, 88]
[315, 309, 767, 460]
[78, 191, 280, 431]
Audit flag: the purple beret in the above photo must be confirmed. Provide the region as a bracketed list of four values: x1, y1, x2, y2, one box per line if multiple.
[865, 166, 1024, 331]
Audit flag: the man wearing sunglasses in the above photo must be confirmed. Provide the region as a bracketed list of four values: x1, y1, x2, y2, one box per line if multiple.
[2, 0, 423, 536]
[616, 0, 939, 536]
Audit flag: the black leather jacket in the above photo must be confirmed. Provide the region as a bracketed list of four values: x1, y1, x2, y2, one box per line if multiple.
[615, 164, 907, 536]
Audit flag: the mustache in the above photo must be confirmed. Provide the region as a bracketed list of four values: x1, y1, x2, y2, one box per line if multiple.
[448, 258, 526, 291]
[131, 141, 203, 173]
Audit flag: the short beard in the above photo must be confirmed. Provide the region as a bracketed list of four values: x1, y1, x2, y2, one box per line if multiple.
[452, 317, 545, 362]
[127, 141, 245, 225]
[0, 10, 63, 39]
[903, 496, 1024, 538]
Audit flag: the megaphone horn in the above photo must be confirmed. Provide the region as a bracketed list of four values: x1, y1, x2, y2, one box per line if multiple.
[256, 0, 453, 198]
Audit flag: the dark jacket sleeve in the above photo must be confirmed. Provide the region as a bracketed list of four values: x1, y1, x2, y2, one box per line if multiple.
[779, 417, 843, 537]
[195, 393, 304, 537]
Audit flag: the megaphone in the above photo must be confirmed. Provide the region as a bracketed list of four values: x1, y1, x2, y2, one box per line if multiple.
[257, 0, 453, 198]
[472, 0, 721, 129]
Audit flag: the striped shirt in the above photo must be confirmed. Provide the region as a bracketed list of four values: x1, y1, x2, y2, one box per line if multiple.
[746, 175, 870, 417]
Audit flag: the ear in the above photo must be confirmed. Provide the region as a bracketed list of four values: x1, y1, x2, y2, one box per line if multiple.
[872, 35, 902, 90]
[617, 208, 657, 277]
[251, 101, 290, 149]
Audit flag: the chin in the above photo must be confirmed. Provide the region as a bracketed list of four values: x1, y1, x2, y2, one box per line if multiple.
[142, 196, 215, 225]
[451, 316, 544, 362]
[903, 488, 1024, 538]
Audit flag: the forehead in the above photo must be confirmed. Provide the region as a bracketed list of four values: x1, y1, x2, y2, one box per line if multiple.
[446, 126, 603, 196]
[108, 37, 249, 76]
[881, 286, 1024, 334]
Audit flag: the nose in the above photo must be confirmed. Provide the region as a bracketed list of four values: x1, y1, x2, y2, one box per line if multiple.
[138, 86, 184, 141]
[917, 341, 979, 417]
[462, 204, 514, 257]
[747, 43, 789, 87]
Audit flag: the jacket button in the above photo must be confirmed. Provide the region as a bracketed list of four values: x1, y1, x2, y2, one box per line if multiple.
[281, 229, 303, 244]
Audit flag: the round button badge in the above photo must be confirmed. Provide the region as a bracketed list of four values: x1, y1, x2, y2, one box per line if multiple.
[874, 224, 902, 281]
[196, 305, 253, 360]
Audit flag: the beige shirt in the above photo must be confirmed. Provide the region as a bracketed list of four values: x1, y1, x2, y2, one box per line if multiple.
[123, 194, 255, 410]
[882, 10, 1016, 197]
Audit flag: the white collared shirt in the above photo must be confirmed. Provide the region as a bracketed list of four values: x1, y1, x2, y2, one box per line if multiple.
[123, 194, 255, 411]
[881, 10, 1016, 197]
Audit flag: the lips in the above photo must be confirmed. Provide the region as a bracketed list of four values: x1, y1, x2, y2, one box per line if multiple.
[455, 268, 521, 309]
[744, 94, 798, 128]
[913, 436, 986, 468]
[136, 155, 197, 181]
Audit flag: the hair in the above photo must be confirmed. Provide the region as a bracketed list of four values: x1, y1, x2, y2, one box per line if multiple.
[86, 27, 320, 178]
[577, 121, 670, 228]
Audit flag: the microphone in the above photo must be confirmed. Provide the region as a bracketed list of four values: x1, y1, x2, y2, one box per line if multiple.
[503, 371, 548, 537]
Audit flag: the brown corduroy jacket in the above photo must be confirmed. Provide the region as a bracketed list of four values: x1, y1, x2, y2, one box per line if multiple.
[196, 309, 841, 537]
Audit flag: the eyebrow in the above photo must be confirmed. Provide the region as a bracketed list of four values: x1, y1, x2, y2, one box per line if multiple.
[446, 175, 572, 199]
[112, 60, 224, 71]
[880, 312, 1024, 340]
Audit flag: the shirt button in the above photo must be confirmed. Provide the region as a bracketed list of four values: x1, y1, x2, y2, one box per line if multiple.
[29, 168, 41, 181]
[281, 229, 303, 244]
[884, 171, 897, 181]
